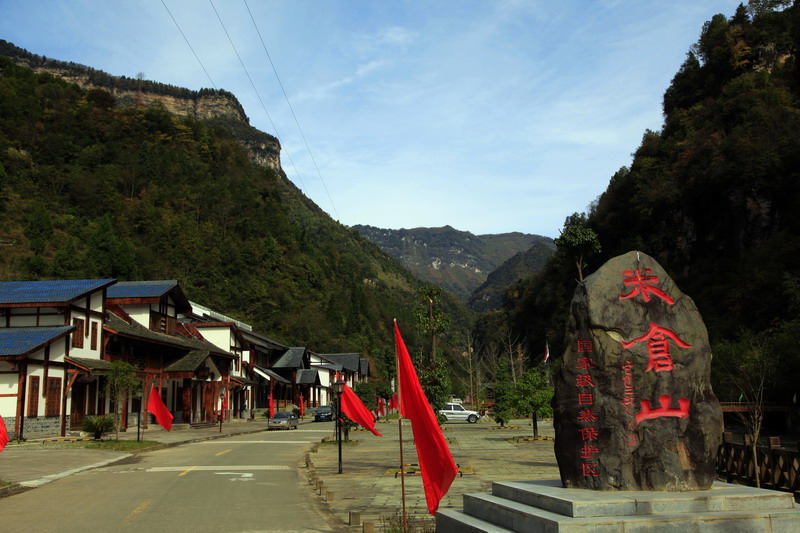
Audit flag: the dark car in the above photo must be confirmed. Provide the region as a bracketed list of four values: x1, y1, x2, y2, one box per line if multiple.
[267, 411, 298, 430]
[314, 405, 333, 422]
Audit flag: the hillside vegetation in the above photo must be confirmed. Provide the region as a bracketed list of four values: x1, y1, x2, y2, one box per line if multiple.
[495, 2, 800, 403]
[0, 55, 471, 358]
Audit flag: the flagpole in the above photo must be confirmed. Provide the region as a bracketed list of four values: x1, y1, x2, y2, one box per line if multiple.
[395, 319, 408, 533]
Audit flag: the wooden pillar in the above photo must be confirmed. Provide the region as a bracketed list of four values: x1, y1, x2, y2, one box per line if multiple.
[15, 359, 28, 438]
[182, 379, 191, 422]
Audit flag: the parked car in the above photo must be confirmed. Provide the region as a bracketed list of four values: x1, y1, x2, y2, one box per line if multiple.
[267, 411, 299, 430]
[439, 402, 480, 423]
[314, 405, 333, 422]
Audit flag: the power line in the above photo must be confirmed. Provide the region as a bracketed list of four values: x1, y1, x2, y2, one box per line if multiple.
[160, 0, 218, 89]
[243, 0, 340, 222]
[208, 0, 308, 193]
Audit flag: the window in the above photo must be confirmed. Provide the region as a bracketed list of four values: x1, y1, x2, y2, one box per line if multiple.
[27, 376, 40, 417]
[46, 377, 61, 416]
[150, 311, 176, 335]
[72, 318, 85, 348]
[91, 321, 98, 350]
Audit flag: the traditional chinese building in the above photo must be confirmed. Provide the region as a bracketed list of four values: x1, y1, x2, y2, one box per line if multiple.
[0, 279, 114, 439]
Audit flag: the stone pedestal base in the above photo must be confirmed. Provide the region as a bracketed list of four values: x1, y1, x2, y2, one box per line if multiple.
[436, 480, 800, 532]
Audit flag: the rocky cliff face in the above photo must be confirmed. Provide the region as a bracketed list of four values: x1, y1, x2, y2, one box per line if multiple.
[1, 41, 281, 170]
[353, 224, 552, 302]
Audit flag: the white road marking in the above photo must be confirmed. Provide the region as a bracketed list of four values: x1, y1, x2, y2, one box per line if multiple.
[192, 440, 315, 444]
[147, 465, 291, 472]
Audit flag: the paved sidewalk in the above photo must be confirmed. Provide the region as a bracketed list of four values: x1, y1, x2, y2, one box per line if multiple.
[304, 418, 559, 530]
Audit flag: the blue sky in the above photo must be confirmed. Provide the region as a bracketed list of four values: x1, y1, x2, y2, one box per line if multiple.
[1, 1, 744, 237]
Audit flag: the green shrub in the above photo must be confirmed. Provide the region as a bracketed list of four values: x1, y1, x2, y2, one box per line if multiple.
[80, 415, 115, 439]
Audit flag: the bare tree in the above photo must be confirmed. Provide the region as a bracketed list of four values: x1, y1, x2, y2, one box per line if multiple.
[723, 332, 775, 488]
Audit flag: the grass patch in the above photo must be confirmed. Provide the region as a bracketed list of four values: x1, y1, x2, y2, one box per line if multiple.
[34, 440, 161, 452]
[0, 480, 14, 488]
[319, 440, 360, 446]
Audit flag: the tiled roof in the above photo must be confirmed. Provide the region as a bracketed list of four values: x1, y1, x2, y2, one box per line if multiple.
[241, 330, 288, 351]
[314, 362, 342, 371]
[253, 365, 290, 384]
[107, 280, 191, 313]
[0, 326, 74, 357]
[65, 356, 112, 371]
[105, 311, 228, 355]
[107, 280, 177, 299]
[318, 353, 360, 372]
[273, 347, 306, 368]
[164, 350, 210, 372]
[0, 279, 115, 305]
[296, 368, 319, 385]
[359, 358, 369, 376]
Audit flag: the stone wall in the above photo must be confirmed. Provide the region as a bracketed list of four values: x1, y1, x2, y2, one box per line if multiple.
[4, 416, 62, 440]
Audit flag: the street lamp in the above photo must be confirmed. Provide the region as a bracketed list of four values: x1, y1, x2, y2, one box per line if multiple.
[333, 378, 345, 474]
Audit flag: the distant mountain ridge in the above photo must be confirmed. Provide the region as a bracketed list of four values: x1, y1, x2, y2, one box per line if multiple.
[468, 240, 555, 312]
[353, 224, 553, 303]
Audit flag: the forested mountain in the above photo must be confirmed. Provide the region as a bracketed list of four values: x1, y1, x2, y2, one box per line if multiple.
[468, 241, 555, 313]
[353, 224, 551, 302]
[493, 2, 800, 403]
[0, 52, 472, 362]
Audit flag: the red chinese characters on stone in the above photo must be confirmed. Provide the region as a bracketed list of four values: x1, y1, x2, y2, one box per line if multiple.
[636, 395, 690, 424]
[580, 443, 600, 459]
[579, 427, 600, 441]
[578, 392, 594, 405]
[619, 268, 675, 305]
[576, 356, 597, 370]
[622, 322, 691, 373]
[581, 462, 600, 477]
[576, 374, 596, 388]
[577, 408, 597, 422]
[576, 340, 594, 352]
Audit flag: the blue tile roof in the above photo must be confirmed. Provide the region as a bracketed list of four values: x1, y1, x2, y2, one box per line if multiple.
[0, 326, 74, 356]
[107, 280, 178, 299]
[0, 279, 116, 305]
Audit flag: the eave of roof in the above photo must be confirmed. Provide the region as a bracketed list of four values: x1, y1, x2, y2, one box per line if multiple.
[105, 311, 230, 356]
[65, 356, 112, 372]
[106, 280, 191, 314]
[164, 350, 210, 372]
[318, 353, 360, 372]
[0, 279, 116, 307]
[272, 347, 305, 368]
[0, 326, 74, 358]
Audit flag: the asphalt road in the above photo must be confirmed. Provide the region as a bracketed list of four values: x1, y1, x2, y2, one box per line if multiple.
[0, 427, 337, 533]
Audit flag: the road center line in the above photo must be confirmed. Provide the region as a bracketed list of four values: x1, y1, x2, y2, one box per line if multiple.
[123, 499, 152, 525]
[215, 449, 232, 456]
[177, 465, 197, 476]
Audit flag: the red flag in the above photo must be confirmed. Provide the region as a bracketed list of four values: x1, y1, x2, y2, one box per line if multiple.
[0, 413, 8, 452]
[222, 389, 228, 420]
[269, 394, 275, 418]
[147, 385, 173, 432]
[389, 393, 398, 412]
[299, 393, 305, 417]
[543, 341, 550, 363]
[378, 396, 386, 416]
[395, 321, 458, 515]
[340, 384, 383, 437]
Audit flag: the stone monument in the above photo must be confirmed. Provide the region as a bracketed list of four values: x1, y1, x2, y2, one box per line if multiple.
[437, 251, 800, 532]
[553, 250, 723, 491]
